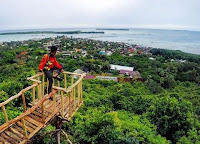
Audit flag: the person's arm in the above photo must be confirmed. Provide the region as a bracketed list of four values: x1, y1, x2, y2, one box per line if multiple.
[38, 54, 48, 72]
[54, 57, 63, 70]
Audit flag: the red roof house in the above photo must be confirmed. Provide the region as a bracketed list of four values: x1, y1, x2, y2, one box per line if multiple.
[84, 75, 95, 80]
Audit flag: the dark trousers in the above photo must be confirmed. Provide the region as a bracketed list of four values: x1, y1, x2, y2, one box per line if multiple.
[44, 67, 62, 94]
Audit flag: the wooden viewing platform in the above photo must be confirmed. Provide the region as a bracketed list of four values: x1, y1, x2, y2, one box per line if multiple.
[0, 71, 85, 144]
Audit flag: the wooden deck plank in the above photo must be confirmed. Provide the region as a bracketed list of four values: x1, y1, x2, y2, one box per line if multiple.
[46, 97, 62, 110]
[25, 120, 37, 130]
[31, 110, 44, 118]
[64, 99, 75, 116]
[4, 130, 21, 142]
[27, 123, 43, 139]
[9, 127, 24, 139]
[0, 136, 9, 144]
[34, 108, 50, 117]
[0, 88, 83, 144]
[32, 104, 53, 116]
[25, 116, 42, 127]
[16, 121, 33, 133]
[28, 113, 44, 123]
[0, 133, 17, 144]
[12, 124, 25, 136]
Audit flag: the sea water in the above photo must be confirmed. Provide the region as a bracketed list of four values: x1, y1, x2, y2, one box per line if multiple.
[0, 28, 200, 55]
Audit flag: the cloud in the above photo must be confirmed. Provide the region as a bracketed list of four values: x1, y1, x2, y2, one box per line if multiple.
[0, 0, 199, 30]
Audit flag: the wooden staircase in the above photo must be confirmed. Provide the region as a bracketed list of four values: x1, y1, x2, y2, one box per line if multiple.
[0, 72, 84, 144]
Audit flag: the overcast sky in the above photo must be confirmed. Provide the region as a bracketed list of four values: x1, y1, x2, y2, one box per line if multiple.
[0, 0, 200, 31]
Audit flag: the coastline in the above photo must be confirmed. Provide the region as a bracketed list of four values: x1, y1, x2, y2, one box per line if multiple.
[1, 35, 200, 57]
[0, 28, 200, 55]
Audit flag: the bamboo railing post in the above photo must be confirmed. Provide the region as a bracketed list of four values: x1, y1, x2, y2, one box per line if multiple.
[78, 82, 81, 105]
[2, 105, 8, 123]
[53, 92, 56, 110]
[58, 81, 60, 95]
[71, 74, 74, 85]
[73, 87, 76, 110]
[53, 71, 55, 87]
[22, 92, 26, 112]
[80, 80, 83, 102]
[61, 91, 64, 118]
[69, 91, 72, 118]
[42, 73, 45, 97]
[37, 76, 41, 98]
[47, 79, 49, 94]
[38, 83, 41, 100]
[64, 74, 67, 89]
[71, 87, 73, 113]
[41, 102, 45, 123]
[22, 118, 28, 138]
[33, 83, 36, 104]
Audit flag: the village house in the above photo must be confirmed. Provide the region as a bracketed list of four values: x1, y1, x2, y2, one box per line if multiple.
[96, 76, 118, 81]
[84, 75, 95, 80]
[110, 64, 134, 71]
[106, 51, 112, 56]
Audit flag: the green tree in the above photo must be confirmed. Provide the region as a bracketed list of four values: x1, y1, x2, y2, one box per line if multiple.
[148, 96, 194, 142]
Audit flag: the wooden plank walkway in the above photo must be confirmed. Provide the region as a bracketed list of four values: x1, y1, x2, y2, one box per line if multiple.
[0, 95, 81, 144]
[0, 72, 84, 144]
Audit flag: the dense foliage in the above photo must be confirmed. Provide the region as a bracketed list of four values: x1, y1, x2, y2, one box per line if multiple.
[0, 38, 200, 143]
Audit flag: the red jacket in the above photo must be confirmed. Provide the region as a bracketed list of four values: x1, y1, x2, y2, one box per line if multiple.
[39, 54, 62, 71]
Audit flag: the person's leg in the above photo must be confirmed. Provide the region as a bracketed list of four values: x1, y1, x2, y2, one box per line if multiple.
[52, 64, 63, 81]
[44, 70, 53, 94]
[55, 64, 63, 76]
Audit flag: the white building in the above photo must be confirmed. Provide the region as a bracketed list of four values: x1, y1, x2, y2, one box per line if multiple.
[96, 76, 118, 81]
[110, 64, 134, 71]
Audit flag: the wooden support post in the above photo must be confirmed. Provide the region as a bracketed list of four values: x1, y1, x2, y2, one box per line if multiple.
[80, 80, 83, 102]
[58, 81, 60, 95]
[64, 74, 67, 89]
[61, 91, 64, 118]
[22, 92, 26, 112]
[69, 92, 72, 118]
[22, 118, 28, 138]
[53, 93, 56, 110]
[71, 88, 74, 112]
[32, 83, 35, 104]
[73, 87, 76, 110]
[2, 105, 8, 123]
[42, 74, 45, 97]
[47, 79, 49, 94]
[37, 76, 41, 97]
[78, 82, 80, 105]
[38, 84, 41, 100]
[53, 71, 55, 88]
[55, 117, 61, 144]
[41, 102, 45, 123]
[71, 74, 74, 85]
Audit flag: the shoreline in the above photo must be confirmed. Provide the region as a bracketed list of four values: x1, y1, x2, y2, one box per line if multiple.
[0, 31, 104, 35]
[0, 35, 200, 57]
[0, 33, 200, 55]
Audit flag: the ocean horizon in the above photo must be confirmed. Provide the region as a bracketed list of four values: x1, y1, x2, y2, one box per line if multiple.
[0, 28, 200, 55]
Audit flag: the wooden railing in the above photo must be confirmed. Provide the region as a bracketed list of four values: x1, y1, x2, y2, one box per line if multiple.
[27, 71, 84, 120]
[0, 71, 85, 142]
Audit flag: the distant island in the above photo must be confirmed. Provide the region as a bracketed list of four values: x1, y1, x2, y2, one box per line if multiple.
[0, 31, 105, 35]
[96, 28, 129, 31]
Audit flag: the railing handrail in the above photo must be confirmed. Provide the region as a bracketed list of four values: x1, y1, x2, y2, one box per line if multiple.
[52, 86, 71, 93]
[0, 84, 38, 108]
[0, 90, 57, 133]
[67, 74, 85, 90]
[0, 71, 84, 110]
[0, 71, 85, 135]
[27, 73, 40, 80]
[63, 71, 83, 76]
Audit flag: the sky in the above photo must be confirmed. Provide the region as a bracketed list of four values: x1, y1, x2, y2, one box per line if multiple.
[0, 0, 200, 31]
